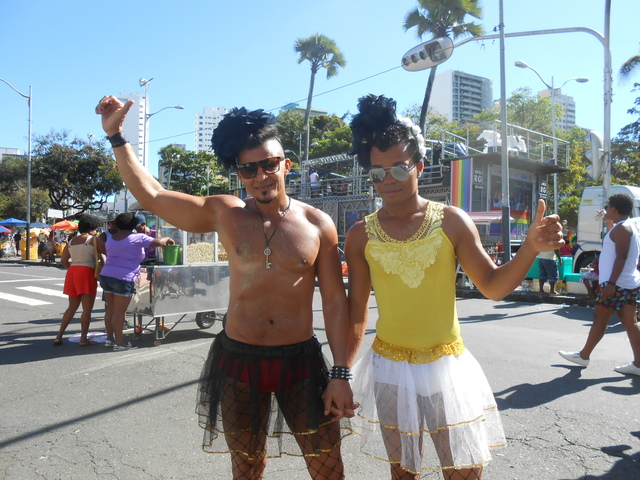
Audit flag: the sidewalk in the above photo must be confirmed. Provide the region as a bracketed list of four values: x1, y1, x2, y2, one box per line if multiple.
[0, 254, 64, 268]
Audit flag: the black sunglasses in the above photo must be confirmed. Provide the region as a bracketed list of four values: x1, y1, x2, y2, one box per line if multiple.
[368, 162, 417, 184]
[236, 157, 283, 179]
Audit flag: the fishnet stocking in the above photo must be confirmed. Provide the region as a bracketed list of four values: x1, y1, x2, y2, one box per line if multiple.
[219, 368, 345, 479]
[278, 375, 345, 479]
[221, 379, 269, 479]
[376, 383, 483, 480]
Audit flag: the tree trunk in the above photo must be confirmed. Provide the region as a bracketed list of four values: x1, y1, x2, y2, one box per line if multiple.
[419, 65, 439, 135]
[303, 66, 318, 162]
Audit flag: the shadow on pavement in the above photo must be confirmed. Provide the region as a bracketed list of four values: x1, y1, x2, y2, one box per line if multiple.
[494, 366, 628, 410]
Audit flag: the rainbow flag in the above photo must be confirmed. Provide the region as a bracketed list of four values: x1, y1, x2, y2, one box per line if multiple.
[450, 158, 472, 211]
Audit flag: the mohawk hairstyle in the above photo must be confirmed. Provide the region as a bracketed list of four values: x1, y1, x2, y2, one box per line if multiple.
[350, 94, 426, 168]
[211, 107, 279, 170]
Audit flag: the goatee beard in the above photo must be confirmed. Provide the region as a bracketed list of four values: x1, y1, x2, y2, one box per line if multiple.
[256, 197, 274, 204]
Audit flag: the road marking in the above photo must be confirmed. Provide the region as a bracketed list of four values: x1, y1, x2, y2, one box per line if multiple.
[0, 277, 59, 284]
[17, 286, 67, 298]
[0, 292, 52, 306]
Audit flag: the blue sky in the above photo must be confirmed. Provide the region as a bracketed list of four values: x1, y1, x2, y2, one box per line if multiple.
[1, 0, 638, 177]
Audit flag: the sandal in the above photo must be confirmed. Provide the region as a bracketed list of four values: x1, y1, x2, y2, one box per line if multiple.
[79, 340, 99, 346]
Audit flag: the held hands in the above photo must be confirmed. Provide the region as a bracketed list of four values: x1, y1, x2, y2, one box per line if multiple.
[526, 199, 565, 253]
[95, 95, 135, 137]
[321, 379, 360, 422]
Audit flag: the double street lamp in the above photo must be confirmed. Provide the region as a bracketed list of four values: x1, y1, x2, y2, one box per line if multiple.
[1, 78, 32, 259]
[515, 61, 588, 215]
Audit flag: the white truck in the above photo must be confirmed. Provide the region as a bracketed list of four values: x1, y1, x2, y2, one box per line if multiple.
[574, 185, 640, 272]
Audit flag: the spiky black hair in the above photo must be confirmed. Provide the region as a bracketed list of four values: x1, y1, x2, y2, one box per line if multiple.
[350, 94, 426, 168]
[211, 108, 279, 170]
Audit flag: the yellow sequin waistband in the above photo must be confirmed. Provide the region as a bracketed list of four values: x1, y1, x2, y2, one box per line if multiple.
[372, 336, 465, 364]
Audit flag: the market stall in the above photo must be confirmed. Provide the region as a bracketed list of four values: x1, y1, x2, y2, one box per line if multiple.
[127, 218, 230, 346]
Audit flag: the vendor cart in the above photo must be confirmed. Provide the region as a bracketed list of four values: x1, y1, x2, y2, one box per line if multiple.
[126, 216, 230, 346]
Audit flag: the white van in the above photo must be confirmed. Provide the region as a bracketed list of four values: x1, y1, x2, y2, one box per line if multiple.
[574, 185, 640, 271]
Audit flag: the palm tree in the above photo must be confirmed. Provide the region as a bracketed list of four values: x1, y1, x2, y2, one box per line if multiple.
[620, 43, 640, 80]
[294, 34, 346, 162]
[403, 0, 484, 134]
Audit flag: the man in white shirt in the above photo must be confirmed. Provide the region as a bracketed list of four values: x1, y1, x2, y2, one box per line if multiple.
[559, 193, 640, 376]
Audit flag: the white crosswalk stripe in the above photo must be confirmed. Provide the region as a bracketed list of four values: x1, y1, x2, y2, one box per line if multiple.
[17, 286, 68, 298]
[0, 292, 52, 306]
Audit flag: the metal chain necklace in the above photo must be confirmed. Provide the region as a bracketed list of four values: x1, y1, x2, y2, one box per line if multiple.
[255, 196, 292, 269]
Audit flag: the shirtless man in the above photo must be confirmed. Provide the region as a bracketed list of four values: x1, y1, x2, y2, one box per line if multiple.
[95, 97, 354, 480]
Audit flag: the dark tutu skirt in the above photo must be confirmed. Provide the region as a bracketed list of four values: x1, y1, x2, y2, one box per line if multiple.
[196, 331, 351, 460]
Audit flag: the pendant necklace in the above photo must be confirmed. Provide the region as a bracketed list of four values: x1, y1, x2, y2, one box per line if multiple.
[255, 196, 292, 269]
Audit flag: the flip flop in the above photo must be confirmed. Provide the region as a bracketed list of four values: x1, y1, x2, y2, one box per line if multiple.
[53, 339, 63, 346]
[78, 340, 99, 346]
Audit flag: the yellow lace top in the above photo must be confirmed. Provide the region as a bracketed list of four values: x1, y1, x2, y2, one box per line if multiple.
[365, 201, 464, 358]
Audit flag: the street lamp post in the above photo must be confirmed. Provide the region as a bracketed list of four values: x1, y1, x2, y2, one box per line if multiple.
[1, 79, 32, 259]
[514, 61, 588, 215]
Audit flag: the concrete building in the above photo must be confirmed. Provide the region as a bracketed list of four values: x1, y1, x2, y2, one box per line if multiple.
[538, 88, 578, 132]
[118, 93, 147, 167]
[429, 70, 493, 123]
[195, 107, 229, 153]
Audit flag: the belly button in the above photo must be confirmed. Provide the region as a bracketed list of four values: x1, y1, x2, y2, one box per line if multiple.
[269, 319, 275, 325]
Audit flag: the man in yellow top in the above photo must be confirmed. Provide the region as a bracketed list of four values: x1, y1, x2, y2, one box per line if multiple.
[345, 95, 564, 480]
[96, 96, 354, 480]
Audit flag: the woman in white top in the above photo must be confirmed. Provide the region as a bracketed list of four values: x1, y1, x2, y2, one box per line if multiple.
[53, 214, 107, 346]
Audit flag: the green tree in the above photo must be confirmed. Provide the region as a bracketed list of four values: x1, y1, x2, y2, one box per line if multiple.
[294, 34, 346, 162]
[610, 86, 640, 186]
[158, 145, 227, 196]
[30, 130, 122, 214]
[276, 111, 350, 161]
[403, 0, 483, 134]
[0, 184, 50, 222]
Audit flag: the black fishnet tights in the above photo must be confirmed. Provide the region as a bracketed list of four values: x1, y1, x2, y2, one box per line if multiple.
[221, 377, 345, 479]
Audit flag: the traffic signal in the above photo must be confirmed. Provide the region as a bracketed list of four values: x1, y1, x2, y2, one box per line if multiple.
[401, 37, 454, 72]
[584, 130, 604, 180]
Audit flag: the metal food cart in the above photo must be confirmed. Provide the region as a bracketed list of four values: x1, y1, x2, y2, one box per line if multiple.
[127, 218, 230, 346]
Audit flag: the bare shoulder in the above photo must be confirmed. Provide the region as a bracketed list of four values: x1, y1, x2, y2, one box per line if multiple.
[440, 205, 477, 245]
[296, 200, 335, 230]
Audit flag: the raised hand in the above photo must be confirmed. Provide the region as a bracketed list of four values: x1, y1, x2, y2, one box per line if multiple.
[95, 95, 134, 137]
[527, 199, 565, 252]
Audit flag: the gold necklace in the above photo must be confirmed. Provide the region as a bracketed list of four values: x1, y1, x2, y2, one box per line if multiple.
[255, 196, 292, 269]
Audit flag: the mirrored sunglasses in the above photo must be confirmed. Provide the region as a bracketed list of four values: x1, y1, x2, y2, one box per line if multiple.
[236, 157, 283, 179]
[368, 163, 417, 184]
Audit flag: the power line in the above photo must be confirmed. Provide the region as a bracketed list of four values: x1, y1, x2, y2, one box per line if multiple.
[267, 65, 401, 112]
[140, 64, 402, 145]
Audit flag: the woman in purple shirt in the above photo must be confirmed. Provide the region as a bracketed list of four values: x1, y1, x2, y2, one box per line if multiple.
[100, 212, 175, 351]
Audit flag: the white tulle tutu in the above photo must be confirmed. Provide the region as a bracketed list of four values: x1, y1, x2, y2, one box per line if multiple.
[350, 345, 506, 475]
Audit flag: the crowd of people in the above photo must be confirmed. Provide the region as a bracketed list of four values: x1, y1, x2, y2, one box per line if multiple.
[46, 211, 174, 351]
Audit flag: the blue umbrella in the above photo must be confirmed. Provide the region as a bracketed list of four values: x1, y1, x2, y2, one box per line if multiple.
[0, 218, 27, 227]
[30, 222, 50, 228]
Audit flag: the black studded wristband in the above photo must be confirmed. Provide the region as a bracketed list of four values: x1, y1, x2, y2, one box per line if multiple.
[106, 131, 129, 148]
[330, 365, 352, 381]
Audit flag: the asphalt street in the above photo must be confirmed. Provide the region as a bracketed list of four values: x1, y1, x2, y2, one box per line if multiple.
[0, 262, 639, 479]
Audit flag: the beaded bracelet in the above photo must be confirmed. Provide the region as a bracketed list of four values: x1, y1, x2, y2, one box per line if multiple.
[330, 365, 352, 381]
[106, 131, 129, 148]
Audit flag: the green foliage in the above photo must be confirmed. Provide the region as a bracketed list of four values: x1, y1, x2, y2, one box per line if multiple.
[276, 111, 351, 160]
[0, 155, 50, 221]
[610, 84, 640, 186]
[558, 195, 581, 228]
[30, 130, 123, 214]
[158, 145, 228, 196]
